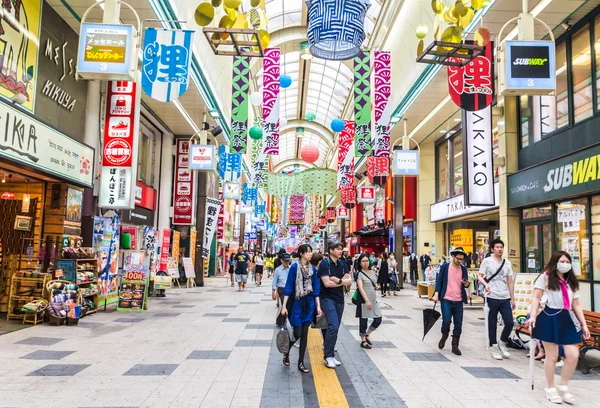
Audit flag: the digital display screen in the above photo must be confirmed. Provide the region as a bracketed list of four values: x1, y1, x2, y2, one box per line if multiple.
[510, 45, 551, 79]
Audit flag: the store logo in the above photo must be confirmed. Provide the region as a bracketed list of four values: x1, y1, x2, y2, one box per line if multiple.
[43, 39, 77, 112]
[543, 154, 600, 192]
[175, 196, 192, 213]
[0, 110, 39, 163]
[513, 58, 548, 66]
[104, 139, 132, 165]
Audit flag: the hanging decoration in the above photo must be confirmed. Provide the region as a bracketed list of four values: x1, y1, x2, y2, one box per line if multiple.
[289, 195, 305, 225]
[447, 41, 494, 111]
[326, 207, 335, 224]
[301, 145, 320, 164]
[373, 51, 391, 158]
[250, 91, 262, 106]
[1, 175, 14, 200]
[306, 0, 370, 61]
[341, 188, 356, 209]
[306, 112, 316, 121]
[264, 169, 338, 197]
[230, 54, 250, 153]
[331, 118, 345, 133]
[280, 75, 292, 89]
[354, 50, 372, 157]
[251, 120, 267, 187]
[249, 125, 263, 140]
[263, 48, 281, 155]
[367, 156, 390, 187]
[337, 120, 355, 190]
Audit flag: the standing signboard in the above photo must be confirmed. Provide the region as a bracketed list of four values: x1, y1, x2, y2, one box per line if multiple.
[173, 139, 196, 224]
[159, 229, 171, 272]
[183, 257, 195, 278]
[117, 263, 149, 312]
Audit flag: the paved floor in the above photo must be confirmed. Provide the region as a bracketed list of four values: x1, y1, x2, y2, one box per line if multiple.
[0, 276, 599, 408]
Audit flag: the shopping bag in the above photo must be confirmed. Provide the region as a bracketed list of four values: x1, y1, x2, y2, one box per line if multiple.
[351, 290, 359, 305]
[311, 313, 328, 329]
[286, 318, 296, 342]
[276, 327, 290, 354]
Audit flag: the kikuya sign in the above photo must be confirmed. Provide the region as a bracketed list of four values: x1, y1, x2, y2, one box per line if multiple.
[508, 144, 600, 208]
[462, 106, 495, 206]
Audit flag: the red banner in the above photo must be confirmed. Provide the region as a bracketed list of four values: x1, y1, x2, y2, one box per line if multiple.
[159, 229, 171, 272]
[341, 189, 356, 206]
[135, 181, 157, 211]
[337, 121, 355, 190]
[217, 190, 224, 240]
[173, 139, 196, 225]
[448, 42, 494, 111]
[367, 156, 390, 186]
[103, 81, 136, 167]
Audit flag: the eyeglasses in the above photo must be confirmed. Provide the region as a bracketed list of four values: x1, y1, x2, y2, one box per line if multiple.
[455, 257, 464, 262]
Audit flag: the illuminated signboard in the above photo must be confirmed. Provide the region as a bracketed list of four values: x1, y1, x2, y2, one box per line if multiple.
[500, 41, 556, 96]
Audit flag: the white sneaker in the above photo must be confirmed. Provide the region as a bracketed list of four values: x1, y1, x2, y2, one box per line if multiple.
[325, 357, 337, 369]
[332, 357, 341, 366]
[498, 343, 511, 358]
[491, 344, 503, 360]
[556, 360, 564, 368]
[293, 342, 300, 348]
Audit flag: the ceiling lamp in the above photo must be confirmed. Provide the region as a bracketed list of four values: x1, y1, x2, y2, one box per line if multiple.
[301, 145, 320, 163]
[1, 174, 14, 200]
[296, 127, 305, 139]
[300, 41, 312, 60]
[306, 0, 370, 61]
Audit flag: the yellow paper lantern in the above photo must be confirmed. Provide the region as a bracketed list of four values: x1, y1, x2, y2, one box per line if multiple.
[232, 10, 249, 29]
[194, 2, 214, 27]
[431, 0, 444, 14]
[417, 39, 424, 56]
[224, 0, 242, 8]
[416, 24, 429, 39]
[454, 0, 468, 17]
[458, 8, 474, 28]
[471, 0, 484, 10]
[250, 0, 261, 6]
[211, 0, 222, 6]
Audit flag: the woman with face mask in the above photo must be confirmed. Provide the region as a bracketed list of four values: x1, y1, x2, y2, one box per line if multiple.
[528, 251, 591, 404]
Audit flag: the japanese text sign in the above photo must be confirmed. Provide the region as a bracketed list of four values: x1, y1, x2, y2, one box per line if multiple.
[103, 81, 137, 167]
[337, 207, 350, 219]
[189, 144, 215, 171]
[159, 229, 171, 272]
[358, 186, 376, 203]
[203, 197, 222, 259]
[338, 120, 355, 190]
[448, 41, 495, 111]
[173, 139, 196, 225]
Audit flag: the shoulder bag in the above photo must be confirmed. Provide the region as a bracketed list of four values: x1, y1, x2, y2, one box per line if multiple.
[352, 271, 377, 305]
[484, 259, 506, 284]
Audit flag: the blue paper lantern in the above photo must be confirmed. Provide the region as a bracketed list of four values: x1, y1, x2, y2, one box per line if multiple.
[280, 75, 292, 88]
[306, 0, 371, 61]
[331, 118, 345, 133]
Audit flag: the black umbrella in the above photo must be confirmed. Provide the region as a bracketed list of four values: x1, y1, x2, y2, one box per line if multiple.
[422, 302, 441, 341]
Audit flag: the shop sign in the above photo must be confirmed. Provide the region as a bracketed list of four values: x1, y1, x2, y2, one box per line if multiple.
[508, 144, 600, 208]
[172, 231, 180, 262]
[337, 207, 350, 219]
[190, 228, 197, 265]
[121, 206, 154, 226]
[500, 41, 556, 96]
[189, 144, 215, 170]
[224, 182, 241, 199]
[462, 105, 495, 206]
[203, 197, 222, 259]
[357, 186, 376, 203]
[430, 182, 499, 222]
[375, 208, 384, 220]
[103, 81, 137, 167]
[116, 264, 149, 312]
[159, 229, 171, 272]
[99, 167, 134, 209]
[135, 181, 157, 211]
[0, 102, 94, 186]
[393, 150, 419, 176]
[173, 139, 196, 225]
[448, 41, 494, 111]
[77, 23, 137, 81]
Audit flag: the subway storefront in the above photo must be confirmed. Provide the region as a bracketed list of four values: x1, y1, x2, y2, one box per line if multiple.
[508, 143, 600, 311]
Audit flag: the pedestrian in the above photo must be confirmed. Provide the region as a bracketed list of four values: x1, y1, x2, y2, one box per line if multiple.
[253, 252, 264, 286]
[311, 252, 324, 269]
[477, 238, 516, 360]
[272, 253, 291, 308]
[529, 251, 590, 404]
[355, 253, 382, 349]
[377, 252, 390, 297]
[234, 248, 251, 291]
[318, 240, 352, 369]
[280, 244, 322, 373]
[432, 247, 470, 356]
[389, 253, 401, 292]
[274, 248, 286, 270]
[409, 253, 419, 286]
[228, 252, 235, 287]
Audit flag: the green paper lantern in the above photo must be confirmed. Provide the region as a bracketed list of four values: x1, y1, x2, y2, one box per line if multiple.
[306, 112, 316, 121]
[249, 125, 263, 140]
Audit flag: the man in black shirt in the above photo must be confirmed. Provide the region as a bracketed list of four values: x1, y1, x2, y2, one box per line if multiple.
[234, 248, 251, 291]
[318, 241, 352, 369]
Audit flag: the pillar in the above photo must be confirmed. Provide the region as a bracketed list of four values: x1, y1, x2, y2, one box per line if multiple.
[340, 220, 346, 247]
[416, 142, 444, 260]
[497, 96, 521, 269]
[83, 80, 101, 214]
[393, 176, 404, 289]
[157, 134, 174, 232]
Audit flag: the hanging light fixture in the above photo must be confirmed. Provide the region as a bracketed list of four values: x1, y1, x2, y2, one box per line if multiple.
[22, 178, 30, 213]
[1, 174, 15, 200]
[300, 41, 313, 60]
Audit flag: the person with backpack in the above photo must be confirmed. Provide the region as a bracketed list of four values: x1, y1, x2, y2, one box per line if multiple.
[318, 241, 352, 369]
[432, 247, 471, 356]
[354, 253, 382, 349]
[477, 238, 516, 360]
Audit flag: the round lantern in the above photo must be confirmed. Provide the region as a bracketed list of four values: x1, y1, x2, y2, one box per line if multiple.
[280, 75, 292, 89]
[280, 117, 288, 127]
[249, 125, 263, 140]
[306, 112, 316, 121]
[301, 145, 320, 163]
[249, 91, 262, 106]
[331, 118, 345, 133]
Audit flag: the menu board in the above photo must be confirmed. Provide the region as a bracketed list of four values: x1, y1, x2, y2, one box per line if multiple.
[513, 273, 539, 319]
[183, 257, 195, 278]
[117, 263, 149, 312]
[167, 257, 179, 278]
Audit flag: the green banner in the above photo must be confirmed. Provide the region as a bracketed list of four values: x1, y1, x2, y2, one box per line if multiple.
[265, 169, 338, 197]
[230, 55, 250, 153]
[354, 50, 372, 157]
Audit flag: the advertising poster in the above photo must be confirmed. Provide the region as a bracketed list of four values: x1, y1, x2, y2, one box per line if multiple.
[66, 187, 83, 223]
[94, 216, 121, 305]
[172, 231, 180, 262]
[190, 228, 197, 265]
[513, 273, 540, 319]
[159, 229, 171, 271]
[117, 263, 149, 312]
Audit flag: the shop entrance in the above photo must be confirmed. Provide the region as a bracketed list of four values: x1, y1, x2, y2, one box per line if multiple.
[522, 221, 552, 273]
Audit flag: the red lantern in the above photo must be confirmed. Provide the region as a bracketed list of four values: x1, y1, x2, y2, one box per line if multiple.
[301, 145, 320, 163]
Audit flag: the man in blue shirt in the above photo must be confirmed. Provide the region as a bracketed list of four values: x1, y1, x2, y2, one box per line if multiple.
[318, 241, 352, 369]
[234, 248, 251, 291]
[272, 253, 291, 307]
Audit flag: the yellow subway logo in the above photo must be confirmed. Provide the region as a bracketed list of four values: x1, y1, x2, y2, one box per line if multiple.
[513, 58, 548, 66]
[543, 154, 600, 192]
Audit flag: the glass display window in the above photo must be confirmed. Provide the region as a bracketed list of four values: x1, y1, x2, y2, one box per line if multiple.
[571, 24, 593, 124]
[437, 140, 450, 200]
[555, 199, 590, 280]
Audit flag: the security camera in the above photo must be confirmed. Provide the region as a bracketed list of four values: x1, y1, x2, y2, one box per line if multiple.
[211, 126, 223, 137]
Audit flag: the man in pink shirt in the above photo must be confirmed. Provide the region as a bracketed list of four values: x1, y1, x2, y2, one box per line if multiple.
[432, 247, 470, 355]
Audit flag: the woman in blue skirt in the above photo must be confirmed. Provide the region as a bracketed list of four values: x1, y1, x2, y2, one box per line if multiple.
[529, 251, 590, 404]
[281, 244, 322, 373]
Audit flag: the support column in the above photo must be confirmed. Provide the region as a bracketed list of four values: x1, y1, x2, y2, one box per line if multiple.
[497, 96, 521, 269]
[416, 142, 444, 260]
[239, 213, 246, 247]
[83, 80, 101, 217]
[158, 135, 174, 232]
[340, 220, 346, 247]
[393, 176, 404, 289]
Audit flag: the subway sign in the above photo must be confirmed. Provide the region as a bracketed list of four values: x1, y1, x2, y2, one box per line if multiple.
[500, 41, 556, 96]
[508, 144, 600, 208]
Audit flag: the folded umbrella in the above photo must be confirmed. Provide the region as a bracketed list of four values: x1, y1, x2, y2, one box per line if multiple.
[530, 332, 536, 390]
[422, 302, 441, 341]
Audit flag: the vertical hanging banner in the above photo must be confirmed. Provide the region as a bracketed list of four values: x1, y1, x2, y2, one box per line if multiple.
[373, 51, 391, 158]
[100, 81, 140, 209]
[173, 139, 196, 224]
[252, 135, 267, 187]
[448, 41, 495, 111]
[231, 54, 250, 153]
[159, 228, 171, 272]
[367, 156, 390, 186]
[141, 28, 194, 102]
[203, 197, 223, 259]
[341, 188, 357, 208]
[225, 152, 242, 182]
[337, 120, 355, 190]
[462, 106, 495, 206]
[354, 50, 372, 157]
[289, 195, 305, 225]
[217, 189, 224, 240]
[190, 227, 197, 265]
[263, 48, 281, 155]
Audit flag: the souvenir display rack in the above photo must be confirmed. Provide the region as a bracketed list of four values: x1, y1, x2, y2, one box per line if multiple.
[6, 273, 50, 321]
[59, 247, 99, 314]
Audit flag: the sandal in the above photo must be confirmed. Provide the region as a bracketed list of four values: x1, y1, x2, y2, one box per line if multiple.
[556, 384, 575, 404]
[283, 353, 290, 367]
[545, 388, 563, 404]
[361, 340, 372, 349]
[298, 362, 309, 373]
[365, 335, 373, 345]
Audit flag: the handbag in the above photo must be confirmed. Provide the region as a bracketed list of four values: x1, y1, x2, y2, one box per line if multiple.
[312, 313, 328, 329]
[276, 327, 290, 354]
[352, 271, 377, 305]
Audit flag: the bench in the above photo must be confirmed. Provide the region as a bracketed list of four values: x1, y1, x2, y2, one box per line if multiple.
[514, 310, 600, 374]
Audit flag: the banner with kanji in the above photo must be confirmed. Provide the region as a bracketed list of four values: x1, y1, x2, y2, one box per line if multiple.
[202, 197, 222, 259]
[354, 50, 372, 157]
[231, 55, 250, 153]
[337, 120, 355, 190]
[251, 135, 267, 187]
[373, 51, 391, 158]
[341, 188, 356, 208]
[289, 194, 305, 225]
[263, 48, 280, 155]
[219, 147, 242, 182]
[367, 156, 390, 185]
[448, 41, 495, 111]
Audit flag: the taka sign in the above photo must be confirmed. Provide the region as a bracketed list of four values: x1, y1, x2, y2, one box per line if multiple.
[189, 144, 215, 171]
[358, 186, 376, 203]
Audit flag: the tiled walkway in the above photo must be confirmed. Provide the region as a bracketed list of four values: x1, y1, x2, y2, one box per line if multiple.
[0, 276, 599, 408]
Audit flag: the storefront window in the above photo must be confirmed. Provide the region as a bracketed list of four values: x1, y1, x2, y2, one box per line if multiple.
[595, 16, 600, 111]
[556, 42, 569, 129]
[437, 140, 449, 200]
[555, 199, 590, 280]
[590, 196, 600, 280]
[571, 24, 593, 123]
[452, 135, 463, 196]
[522, 206, 552, 219]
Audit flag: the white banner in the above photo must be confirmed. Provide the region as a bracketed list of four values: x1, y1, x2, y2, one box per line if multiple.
[462, 105, 495, 206]
[99, 166, 134, 209]
[202, 197, 222, 259]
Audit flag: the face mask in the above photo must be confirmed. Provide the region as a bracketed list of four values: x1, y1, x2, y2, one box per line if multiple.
[556, 262, 571, 274]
